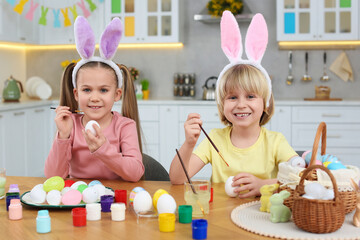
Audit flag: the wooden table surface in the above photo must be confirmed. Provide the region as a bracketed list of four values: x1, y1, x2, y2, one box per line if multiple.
[0, 176, 274, 240]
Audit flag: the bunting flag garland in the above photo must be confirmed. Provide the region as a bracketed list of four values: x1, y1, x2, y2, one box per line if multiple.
[8, 0, 103, 28]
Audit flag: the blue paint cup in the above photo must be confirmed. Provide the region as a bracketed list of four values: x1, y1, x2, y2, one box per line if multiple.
[192, 219, 208, 239]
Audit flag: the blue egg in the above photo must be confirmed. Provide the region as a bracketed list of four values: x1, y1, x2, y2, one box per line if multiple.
[321, 154, 339, 163]
[88, 180, 102, 187]
[327, 162, 346, 170]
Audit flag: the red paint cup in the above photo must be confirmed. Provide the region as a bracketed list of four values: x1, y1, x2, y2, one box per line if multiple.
[72, 208, 86, 227]
[115, 189, 127, 205]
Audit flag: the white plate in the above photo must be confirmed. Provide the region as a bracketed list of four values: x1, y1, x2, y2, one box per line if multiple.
[26, 76, 45, 97]
[36, 83, 52, 100]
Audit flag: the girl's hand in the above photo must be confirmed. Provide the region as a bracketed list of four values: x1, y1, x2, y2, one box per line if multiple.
[82, 123, 106, 153]
[184, 113, 202, 148]
[232, 173, 266, 198]
[54, 106, 73, 139]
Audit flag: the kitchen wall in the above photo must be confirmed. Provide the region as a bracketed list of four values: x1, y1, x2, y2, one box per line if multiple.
[11, 0, 360, 100]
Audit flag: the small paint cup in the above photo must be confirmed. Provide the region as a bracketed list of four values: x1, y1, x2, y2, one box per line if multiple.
[6, 193, 20, 211]
[158, 213, 175, 232]
[72, 208, 86, 227]
[36, 210, 51, 233]
[192, 219, 208, 240]
[100, 195, 114, 212]
[111, 203, 126, 221]
[178, 205, 192, 224]
[115, 189, 127, 205]
[86, 203, 101, 221]
[9, 198, 22, 220]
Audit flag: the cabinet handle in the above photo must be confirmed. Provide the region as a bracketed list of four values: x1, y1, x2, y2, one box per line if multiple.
[14, 111, 25, 116]
[322, 114, 341, 117]
[327, 135, 341, 139]
[35, 109, 44, 113]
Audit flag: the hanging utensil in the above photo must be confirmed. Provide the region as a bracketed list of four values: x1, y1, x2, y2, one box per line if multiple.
[320, 52, 330, 82]
[286, 51, 294, 85]
[301, 52, 312, 82]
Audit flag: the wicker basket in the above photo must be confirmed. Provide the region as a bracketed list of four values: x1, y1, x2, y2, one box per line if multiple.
[292, 164, 345, 233]
[279, 122, 357, 214]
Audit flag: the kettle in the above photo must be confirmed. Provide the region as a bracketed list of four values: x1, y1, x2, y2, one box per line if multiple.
[2, 76, 23, 102]
[202, 76, 217, 100]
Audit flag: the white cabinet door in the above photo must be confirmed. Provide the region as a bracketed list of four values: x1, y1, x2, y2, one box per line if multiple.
[26, 107, 49, 177]
[0, 112, 5, 169]
[105, 0, 179, 43]
[3, 109, 27, 176]
[0, 2, 20, 42]
[269, 106, 292, 144]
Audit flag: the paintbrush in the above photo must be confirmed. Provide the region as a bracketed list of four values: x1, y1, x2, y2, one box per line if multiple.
[199, 124, 229, 167]
[50, 107, 83, 113]
[175, 149, 205, 216]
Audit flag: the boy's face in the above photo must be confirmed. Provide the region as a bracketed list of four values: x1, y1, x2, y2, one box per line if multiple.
[73, 67, 121, 124]
[223, 87, 264, 129]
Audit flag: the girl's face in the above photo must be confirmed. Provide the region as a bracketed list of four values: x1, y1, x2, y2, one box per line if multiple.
[223, 87, 264, 129]
[73, 67, 121, 124]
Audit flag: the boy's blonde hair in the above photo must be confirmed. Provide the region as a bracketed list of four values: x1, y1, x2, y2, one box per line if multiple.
[216, 64, 274, 126]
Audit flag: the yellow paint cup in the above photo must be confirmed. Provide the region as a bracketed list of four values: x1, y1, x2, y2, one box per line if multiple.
[158, 213, 175, 232]
[153, 189, 168, 210]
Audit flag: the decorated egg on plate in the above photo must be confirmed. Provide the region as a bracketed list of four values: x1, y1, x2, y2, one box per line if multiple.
[61, 187, 72, 196]
[64, 180, 75, 188]
[30, 184, 46, 204]
[46, 190, 61, 205]
[82, 186, 99, 204]
[43, 176, 65, 192]
[77, 184, 88, 193]
[133, 190, 153, 213]
[62, 189, 82, 205]
[85, 120, 100, 135]
[153, 189, 168, 209]
[88, 180, 102, 187]
[129, 187, 145, 205]
[225, 176, 237, 197]
[92, 184, 106, 201]
[71, 181, 87, 190]
[156, 194, 176, 214]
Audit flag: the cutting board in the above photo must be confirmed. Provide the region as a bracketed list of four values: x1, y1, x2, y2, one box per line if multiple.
[304, 98, 342, 101]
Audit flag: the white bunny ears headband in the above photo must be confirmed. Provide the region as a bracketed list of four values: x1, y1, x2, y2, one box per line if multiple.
[216, 11, 271, 108]
[72, 16, 123, 88]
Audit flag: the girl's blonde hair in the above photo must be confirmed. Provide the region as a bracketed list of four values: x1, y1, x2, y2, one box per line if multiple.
[60, 61, 142, 153]
[216, 64, 274, 126]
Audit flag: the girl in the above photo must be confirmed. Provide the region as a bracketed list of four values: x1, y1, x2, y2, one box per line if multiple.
[45, 17, 144, 181]
[169, 12, 297, 197]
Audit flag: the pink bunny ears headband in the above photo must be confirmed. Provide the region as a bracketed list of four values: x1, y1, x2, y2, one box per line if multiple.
[72, 16, 123, 88]
[216, 11, 271, 108]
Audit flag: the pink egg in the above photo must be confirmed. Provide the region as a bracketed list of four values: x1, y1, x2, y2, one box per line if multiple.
[314, 160, 323, 166]
[61, 189, 82, 205]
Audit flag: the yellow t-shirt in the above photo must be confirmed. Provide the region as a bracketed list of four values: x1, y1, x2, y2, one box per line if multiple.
[193, 126, 296, 183]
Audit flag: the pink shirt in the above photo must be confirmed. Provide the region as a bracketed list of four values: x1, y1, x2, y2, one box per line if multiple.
[45, 111, 144, 181]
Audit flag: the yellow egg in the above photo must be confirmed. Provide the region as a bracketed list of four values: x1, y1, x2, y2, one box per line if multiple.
[43, 176, 65, 192]
[153, 189, 168, 209]
[323, 161, 331, 167]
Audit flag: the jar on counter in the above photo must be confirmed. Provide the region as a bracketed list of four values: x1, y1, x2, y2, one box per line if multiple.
[184, 85, 190, 96]
[190, 73, 196, 85]
[184, 74, 190, 85]
[179, 74, 184, 85]
[173, 85, 179, 96]
[173, 73, 179, 84]
[178, 85, 184, 96]
[190, 86, 195, 97]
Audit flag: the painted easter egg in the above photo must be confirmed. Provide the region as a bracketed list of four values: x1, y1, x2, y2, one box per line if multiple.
[71, 181, 87, 190]
[61, 189, 82, 205]
[64, 180, 75, 188]
[46, 190, 61, 205]
[153, 189, 168, 209]
[157, 194, 176, 214]
[77, 184, 88, 193]
[82, 186, 99, 204]
[327, 162, 346, 170]
[92, 184, 106, 201]
[30, 184, 46, 204]
[129, 187, 145, 205]
[133, 191, 153, 213]
[88, 180, 102, 187]
[225, 176, 237, 197]
[43, 176, 65, 192]
[85, 120, 100, 135]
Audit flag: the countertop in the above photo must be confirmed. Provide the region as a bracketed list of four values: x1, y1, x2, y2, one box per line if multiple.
[2, 98, 360, 111]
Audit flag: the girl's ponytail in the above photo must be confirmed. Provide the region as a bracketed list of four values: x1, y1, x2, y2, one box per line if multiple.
[119, 64, 143, 153]
[60, 63, 78, 112]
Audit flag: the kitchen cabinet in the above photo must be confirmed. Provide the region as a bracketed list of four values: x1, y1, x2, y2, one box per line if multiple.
[277, 0, 358, 41]
[105, 0, 179, 43]
[0, 112, 5, 169]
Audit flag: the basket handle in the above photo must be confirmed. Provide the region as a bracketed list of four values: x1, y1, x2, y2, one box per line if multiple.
[295, 164, 341, 203]
[309, 122, 327, 166]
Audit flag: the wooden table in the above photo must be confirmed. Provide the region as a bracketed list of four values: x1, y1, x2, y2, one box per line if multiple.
[0, 176, 273, 240]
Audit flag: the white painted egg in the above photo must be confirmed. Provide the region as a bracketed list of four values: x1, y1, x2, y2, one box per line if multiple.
[85, 120, 100, 135]
[30, 185, 46, 204]
[71, 181, 87, 190]
[156, 194, 176, 214]
[46, 190, 61, 205]
[304, 182, 325, 199]
[133, 190, 153, 213]
[92, 184, 106, 201]
[61, 187, 72, 196]
[225, 176, 237, 197]
[82, 186, 99, 204]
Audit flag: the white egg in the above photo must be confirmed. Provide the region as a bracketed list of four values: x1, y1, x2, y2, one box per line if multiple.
[289, 156, 306, 168]
[85, 120, 100, 135]
[46, 190, 61, 205]
[225, 176, 237, 197]
[33, 184, 44, 191]
[30, 186, 46, 204]
[323, 189, 335, 200]
[71, 181, 87, 190]
[304, 182, 326, 199]
[92, 184, 106, 201]
[156, 194, 176, 214]
[82, 186, 99, 204]
[133, 191, 153, 213]
[61, 187, 72, 196]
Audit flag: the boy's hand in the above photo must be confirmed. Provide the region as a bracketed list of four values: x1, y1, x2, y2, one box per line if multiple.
[54, 106, 73, 139]
[232, 173, 266, 198]
[184, 113, 202, 147]
[82, 123, 106, 153]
